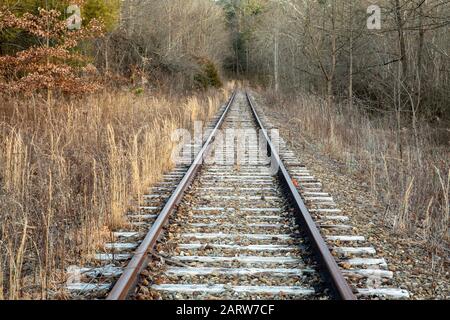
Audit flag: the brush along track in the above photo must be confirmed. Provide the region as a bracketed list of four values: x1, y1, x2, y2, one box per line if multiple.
[66, 91, 409, 300]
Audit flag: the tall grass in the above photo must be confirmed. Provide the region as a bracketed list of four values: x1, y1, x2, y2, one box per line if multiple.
[0, 88, 228, 299]
[262, 90, 449, 251]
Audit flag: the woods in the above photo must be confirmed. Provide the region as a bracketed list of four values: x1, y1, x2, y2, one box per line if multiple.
[0, 0, 230, 93]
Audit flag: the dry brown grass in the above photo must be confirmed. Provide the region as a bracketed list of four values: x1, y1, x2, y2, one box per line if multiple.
[0, 87, 228, 299]
[262, 90, 449, 252]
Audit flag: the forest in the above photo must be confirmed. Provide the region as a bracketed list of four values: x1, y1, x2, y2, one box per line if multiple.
[0, 0, 448, 299]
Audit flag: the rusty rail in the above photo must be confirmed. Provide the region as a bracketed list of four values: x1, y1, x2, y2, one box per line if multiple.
[106, 91, 237, 300]
[245, 91, 356, 300]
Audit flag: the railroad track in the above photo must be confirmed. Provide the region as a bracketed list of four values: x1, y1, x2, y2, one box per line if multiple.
[66, 90, 409, 300]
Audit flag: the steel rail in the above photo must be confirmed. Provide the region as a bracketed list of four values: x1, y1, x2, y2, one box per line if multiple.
[107, 91, 237, 300]
[245, 91, 357, 300]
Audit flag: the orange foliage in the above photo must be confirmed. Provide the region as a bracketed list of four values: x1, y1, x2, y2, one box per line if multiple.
[0, 6, 104, 95]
